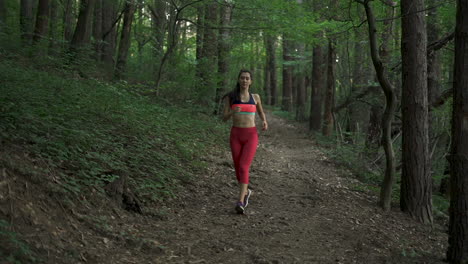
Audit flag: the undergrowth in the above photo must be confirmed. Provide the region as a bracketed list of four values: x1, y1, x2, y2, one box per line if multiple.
[0, 220, 37, 263]
[311, 130, 450, 216]
[0, 56, 228, 203]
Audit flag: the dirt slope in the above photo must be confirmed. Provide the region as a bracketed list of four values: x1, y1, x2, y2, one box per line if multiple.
[1, 112, 448, 264]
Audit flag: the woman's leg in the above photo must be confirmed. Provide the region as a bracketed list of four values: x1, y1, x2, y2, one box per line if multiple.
[230, 128, 242, 183]
[237, 128, 258, 203]
[238, 183, 249, 203]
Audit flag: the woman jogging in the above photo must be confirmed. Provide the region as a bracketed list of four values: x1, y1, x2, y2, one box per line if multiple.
[222, 69, 268, 214]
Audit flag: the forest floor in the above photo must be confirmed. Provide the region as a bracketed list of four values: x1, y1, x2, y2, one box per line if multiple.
[2, 112, 449, 264]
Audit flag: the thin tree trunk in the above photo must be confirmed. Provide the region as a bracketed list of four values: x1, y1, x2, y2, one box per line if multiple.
[282, 36, 293, 112]
[427, 0, 441, 105]
[295, 44, 307, 121]
[270, 39, 278, 106]
[265, 34, 277, 105]
[195, 5, 204, 63]
[400, 0, 433, 223]
[360, 0, 397, 211]
[33, 0, 49, 43]
[63, 0, 74, 43]
[150, 0, 166, 81]
[101, 0, 118, 73]
[216, 1, 232, 113]
[310, 44, 326, 131]
[322, 39, 336, 136]
[348, 36, 370, 138]
[447, 0, 468, 261]
[20, 0, 35, 44]
[115, 0, 136, 79]
[0, 0, 6, 32]
[196, 1, 218, 104]
[93, 0, 103, 60]
[47, 0, 59, 55]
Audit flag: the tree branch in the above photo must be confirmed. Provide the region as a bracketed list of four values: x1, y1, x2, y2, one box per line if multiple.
[333, 85, 380, 113]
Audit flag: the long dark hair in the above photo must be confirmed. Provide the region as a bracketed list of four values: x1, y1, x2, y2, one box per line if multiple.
[223, 69, 253, 105]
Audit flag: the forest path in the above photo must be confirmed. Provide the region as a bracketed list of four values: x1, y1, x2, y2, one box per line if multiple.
[113, 112, 446, 264]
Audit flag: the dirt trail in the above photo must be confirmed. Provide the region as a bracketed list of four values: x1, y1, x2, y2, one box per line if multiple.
[56, 112, 447, 264]
[117, 112, 444, 264]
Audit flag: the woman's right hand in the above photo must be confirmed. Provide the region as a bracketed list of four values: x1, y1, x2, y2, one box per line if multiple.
[232, 106, 241, 114]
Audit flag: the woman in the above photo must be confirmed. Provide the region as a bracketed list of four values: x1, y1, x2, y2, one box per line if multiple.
[223, 69, 268, 214]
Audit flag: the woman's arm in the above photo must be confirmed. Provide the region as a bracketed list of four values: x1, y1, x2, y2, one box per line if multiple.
[254, 94, 268, 130]
[222, 97, 239, 121]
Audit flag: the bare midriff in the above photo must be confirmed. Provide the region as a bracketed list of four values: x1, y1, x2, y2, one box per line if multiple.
[232, 114, 256, 128]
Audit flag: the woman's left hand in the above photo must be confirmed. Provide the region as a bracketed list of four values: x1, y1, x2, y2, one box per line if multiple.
[262, 121, 268, 131]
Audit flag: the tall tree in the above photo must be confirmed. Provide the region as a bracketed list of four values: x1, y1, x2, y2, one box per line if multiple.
[359, 0, 397, 211]
[427, 0, 441, 105]
[47, 0, 59, 54]
[0, 0, 6, 31]
[93, 0, 103, 60]
[70, 0, 96, 53]
[265, 34, 277, 105]
[322, 39, 336, 136]
[63, 0, 75, 43]
[216, 1, 232, 113]
[282, 36, 293, 112]
[447, 0, 468, 262]
[101, 0, 118, 71]
[20, 0, 35, 43]
[33, 0, 49, 43]
[295, 44, 307, 121]
[400, 0, 432, 223]
[310, 42, 326, 131]
[115, 0, 136, 79]
[151, 0, 166, 74]
[197, 1, 218, 104]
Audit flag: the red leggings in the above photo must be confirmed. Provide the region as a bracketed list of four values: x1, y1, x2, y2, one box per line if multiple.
[230, 127, 258, 184]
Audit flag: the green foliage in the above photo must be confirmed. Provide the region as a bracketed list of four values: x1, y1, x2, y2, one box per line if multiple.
[315, 132, 384, 185]
[271, 107, 296, 121]
[0, 56, 227, 203]
[0, 220, 38, 263]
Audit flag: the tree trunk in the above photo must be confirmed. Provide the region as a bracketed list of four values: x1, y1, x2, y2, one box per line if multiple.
[115, 0, 136, 80]
[63, 0, 75, 43]
[33, 0, 49, 43]
[135, 0, 144, 67]
[197, 1, 218, 104]
[447, 0, 468, 261]
[348, 39, 370, 139]
[265, 34, 277, 106]
[427, 0, 441, 106]
[101, 0, 118, 73]
[310, 44, 326, 131]
[400, 0, 432, 223]
[282, 36, 293, 112]
[216, 1, 232, 114]
[70, 0, 96, 53]
[195, 5, 204, 63]
[0, 0, 6, 32]
[295, 44, 307, 121]
[20, 0, 35, 44]
[93, 0, 103, 60]
[47, 0, 59, 55]
[150, 0, 166, 81]
[322, 39, 336, 136]
[427, 0, 442, 191]
[361, 0, 397, 211]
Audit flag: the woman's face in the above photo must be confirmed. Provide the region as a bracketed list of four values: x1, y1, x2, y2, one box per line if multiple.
[238, 72, 252, 90]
